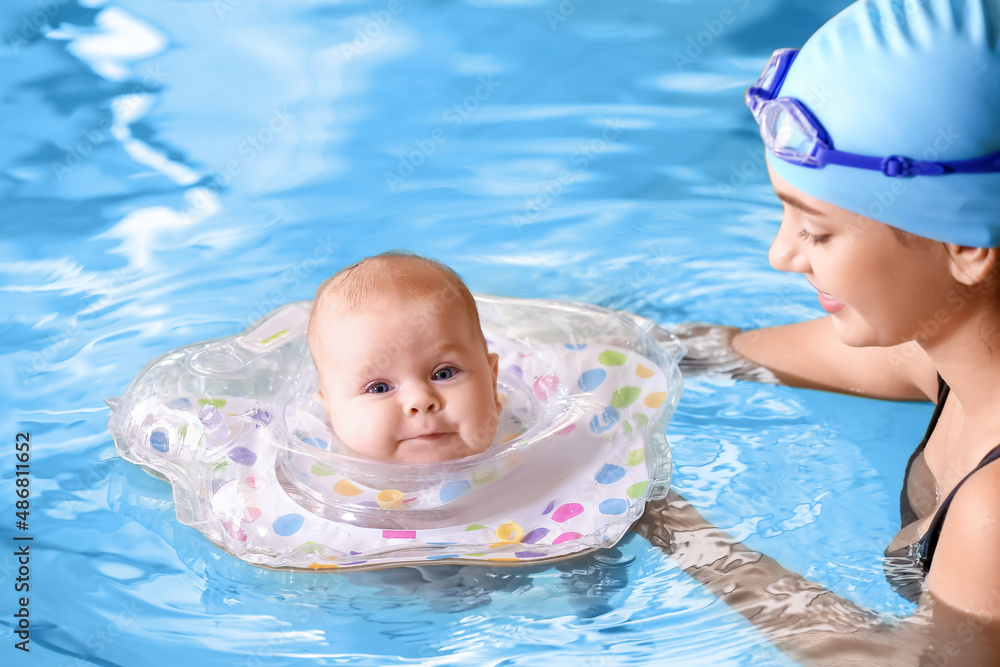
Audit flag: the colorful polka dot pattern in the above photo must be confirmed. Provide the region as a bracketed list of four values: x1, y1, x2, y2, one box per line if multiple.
[243, 339, 663, 568]
[120, 299, 676, 572]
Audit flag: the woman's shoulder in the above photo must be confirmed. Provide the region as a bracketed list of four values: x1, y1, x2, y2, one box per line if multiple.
[926, 459, 1000, 617]
[938, 458, 1000, 537]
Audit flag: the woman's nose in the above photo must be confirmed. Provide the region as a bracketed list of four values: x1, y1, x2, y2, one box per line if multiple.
[768, 215, 810, 274]
[405, 382, 441, 415]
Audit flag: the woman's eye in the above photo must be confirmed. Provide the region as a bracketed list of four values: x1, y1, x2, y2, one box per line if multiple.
[797, 229, 831, 245]
[366, 382, 391, 394]
[433, 367, 457, 381]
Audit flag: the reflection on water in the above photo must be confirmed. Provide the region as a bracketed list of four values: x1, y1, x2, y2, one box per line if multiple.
[638, 492, 1000, 666]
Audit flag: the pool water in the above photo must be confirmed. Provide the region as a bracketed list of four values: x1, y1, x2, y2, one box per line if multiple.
[2, 0, 935, 664]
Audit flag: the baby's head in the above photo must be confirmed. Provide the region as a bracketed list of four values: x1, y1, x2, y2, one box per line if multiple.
[307, 252, 501, 463]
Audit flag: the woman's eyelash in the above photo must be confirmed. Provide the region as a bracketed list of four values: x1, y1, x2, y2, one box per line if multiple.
[797, 229, 831, 245]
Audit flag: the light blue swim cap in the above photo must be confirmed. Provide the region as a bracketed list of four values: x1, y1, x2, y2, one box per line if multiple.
[768, 0, 1000, 247]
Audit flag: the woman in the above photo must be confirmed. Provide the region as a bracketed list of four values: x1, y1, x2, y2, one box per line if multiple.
[638, 0, 1000, 663]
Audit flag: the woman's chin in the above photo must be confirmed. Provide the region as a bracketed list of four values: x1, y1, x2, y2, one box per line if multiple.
[830, 314, 891, 348]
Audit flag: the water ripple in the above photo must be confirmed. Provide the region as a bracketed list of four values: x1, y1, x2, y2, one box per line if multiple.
[5, 0, 923, 664]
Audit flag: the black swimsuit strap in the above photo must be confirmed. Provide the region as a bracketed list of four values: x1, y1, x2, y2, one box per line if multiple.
[899, 376, 949, 527]
[918, 441, 1000, 571]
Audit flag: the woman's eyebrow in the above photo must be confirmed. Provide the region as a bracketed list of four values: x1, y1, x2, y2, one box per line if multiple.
[776, 190, 826, 217]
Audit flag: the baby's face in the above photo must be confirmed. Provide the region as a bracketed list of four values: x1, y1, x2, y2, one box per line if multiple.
[311, 299, 501, 463]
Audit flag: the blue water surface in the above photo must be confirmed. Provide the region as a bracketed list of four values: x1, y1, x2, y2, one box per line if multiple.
[2, 0, 934, 665]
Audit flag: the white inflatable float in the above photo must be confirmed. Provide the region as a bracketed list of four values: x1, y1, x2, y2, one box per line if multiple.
[108, 296, 684, 571]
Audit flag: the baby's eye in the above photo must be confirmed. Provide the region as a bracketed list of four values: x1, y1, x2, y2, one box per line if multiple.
[365, 382, 391, 394]
[433, 367, 458, 381]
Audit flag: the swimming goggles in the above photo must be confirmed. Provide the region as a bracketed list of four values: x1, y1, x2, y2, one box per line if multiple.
[745, 48, 1000, 177]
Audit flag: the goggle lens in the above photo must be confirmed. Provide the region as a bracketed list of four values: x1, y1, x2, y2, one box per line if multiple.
[746, 47, 1000, 176]
[745, 49, 796, 117]
[759, 102, 822, 166]
[756, 54, 782, 95]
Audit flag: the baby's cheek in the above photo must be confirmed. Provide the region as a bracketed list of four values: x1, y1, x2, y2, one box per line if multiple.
[470, 399, 500, 451]
[331, 406, 368, 446]
[362, 407, 398, 456]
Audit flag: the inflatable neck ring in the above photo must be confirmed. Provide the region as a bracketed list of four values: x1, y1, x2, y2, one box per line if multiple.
[109, 296, 683, 571]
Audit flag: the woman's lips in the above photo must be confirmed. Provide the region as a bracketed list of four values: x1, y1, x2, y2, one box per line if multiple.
[817, 290, 844, 314]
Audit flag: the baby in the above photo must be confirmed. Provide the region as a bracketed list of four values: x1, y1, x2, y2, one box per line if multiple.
[307, 252, 502, 463]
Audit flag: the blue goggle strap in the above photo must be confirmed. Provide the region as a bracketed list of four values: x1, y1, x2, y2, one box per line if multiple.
[814, 146, 1000, 177]
[749, 50, 1000, 177]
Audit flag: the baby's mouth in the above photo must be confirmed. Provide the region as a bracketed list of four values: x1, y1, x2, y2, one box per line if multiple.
[401, 431, 453, 444]
[396, 432, 467, 462]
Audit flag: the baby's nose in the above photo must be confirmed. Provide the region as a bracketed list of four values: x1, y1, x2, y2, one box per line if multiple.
[405, 383, 441, 414]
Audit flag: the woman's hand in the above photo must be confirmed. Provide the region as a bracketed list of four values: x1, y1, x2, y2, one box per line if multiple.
[636, 490, 1000, 666]
[673, 322, 780, 383]
[615, 312, 777, 382]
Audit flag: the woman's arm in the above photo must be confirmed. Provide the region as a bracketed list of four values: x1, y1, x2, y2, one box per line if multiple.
[731, 317, 938, 401]
[926, 462, 1000, 616]
[635, 490, 901, 665]
[636, 491, 1000, 666]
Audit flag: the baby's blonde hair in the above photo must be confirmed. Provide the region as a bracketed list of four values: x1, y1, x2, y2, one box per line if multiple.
[308, 251, 485, 360]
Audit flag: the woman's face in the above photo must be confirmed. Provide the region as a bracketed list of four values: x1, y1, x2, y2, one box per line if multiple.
[766, 164, 961, 348]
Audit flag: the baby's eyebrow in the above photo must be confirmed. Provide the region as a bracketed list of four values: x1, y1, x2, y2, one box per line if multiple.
[427, 342, 466, 358]
[357, 366, 384, 381]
